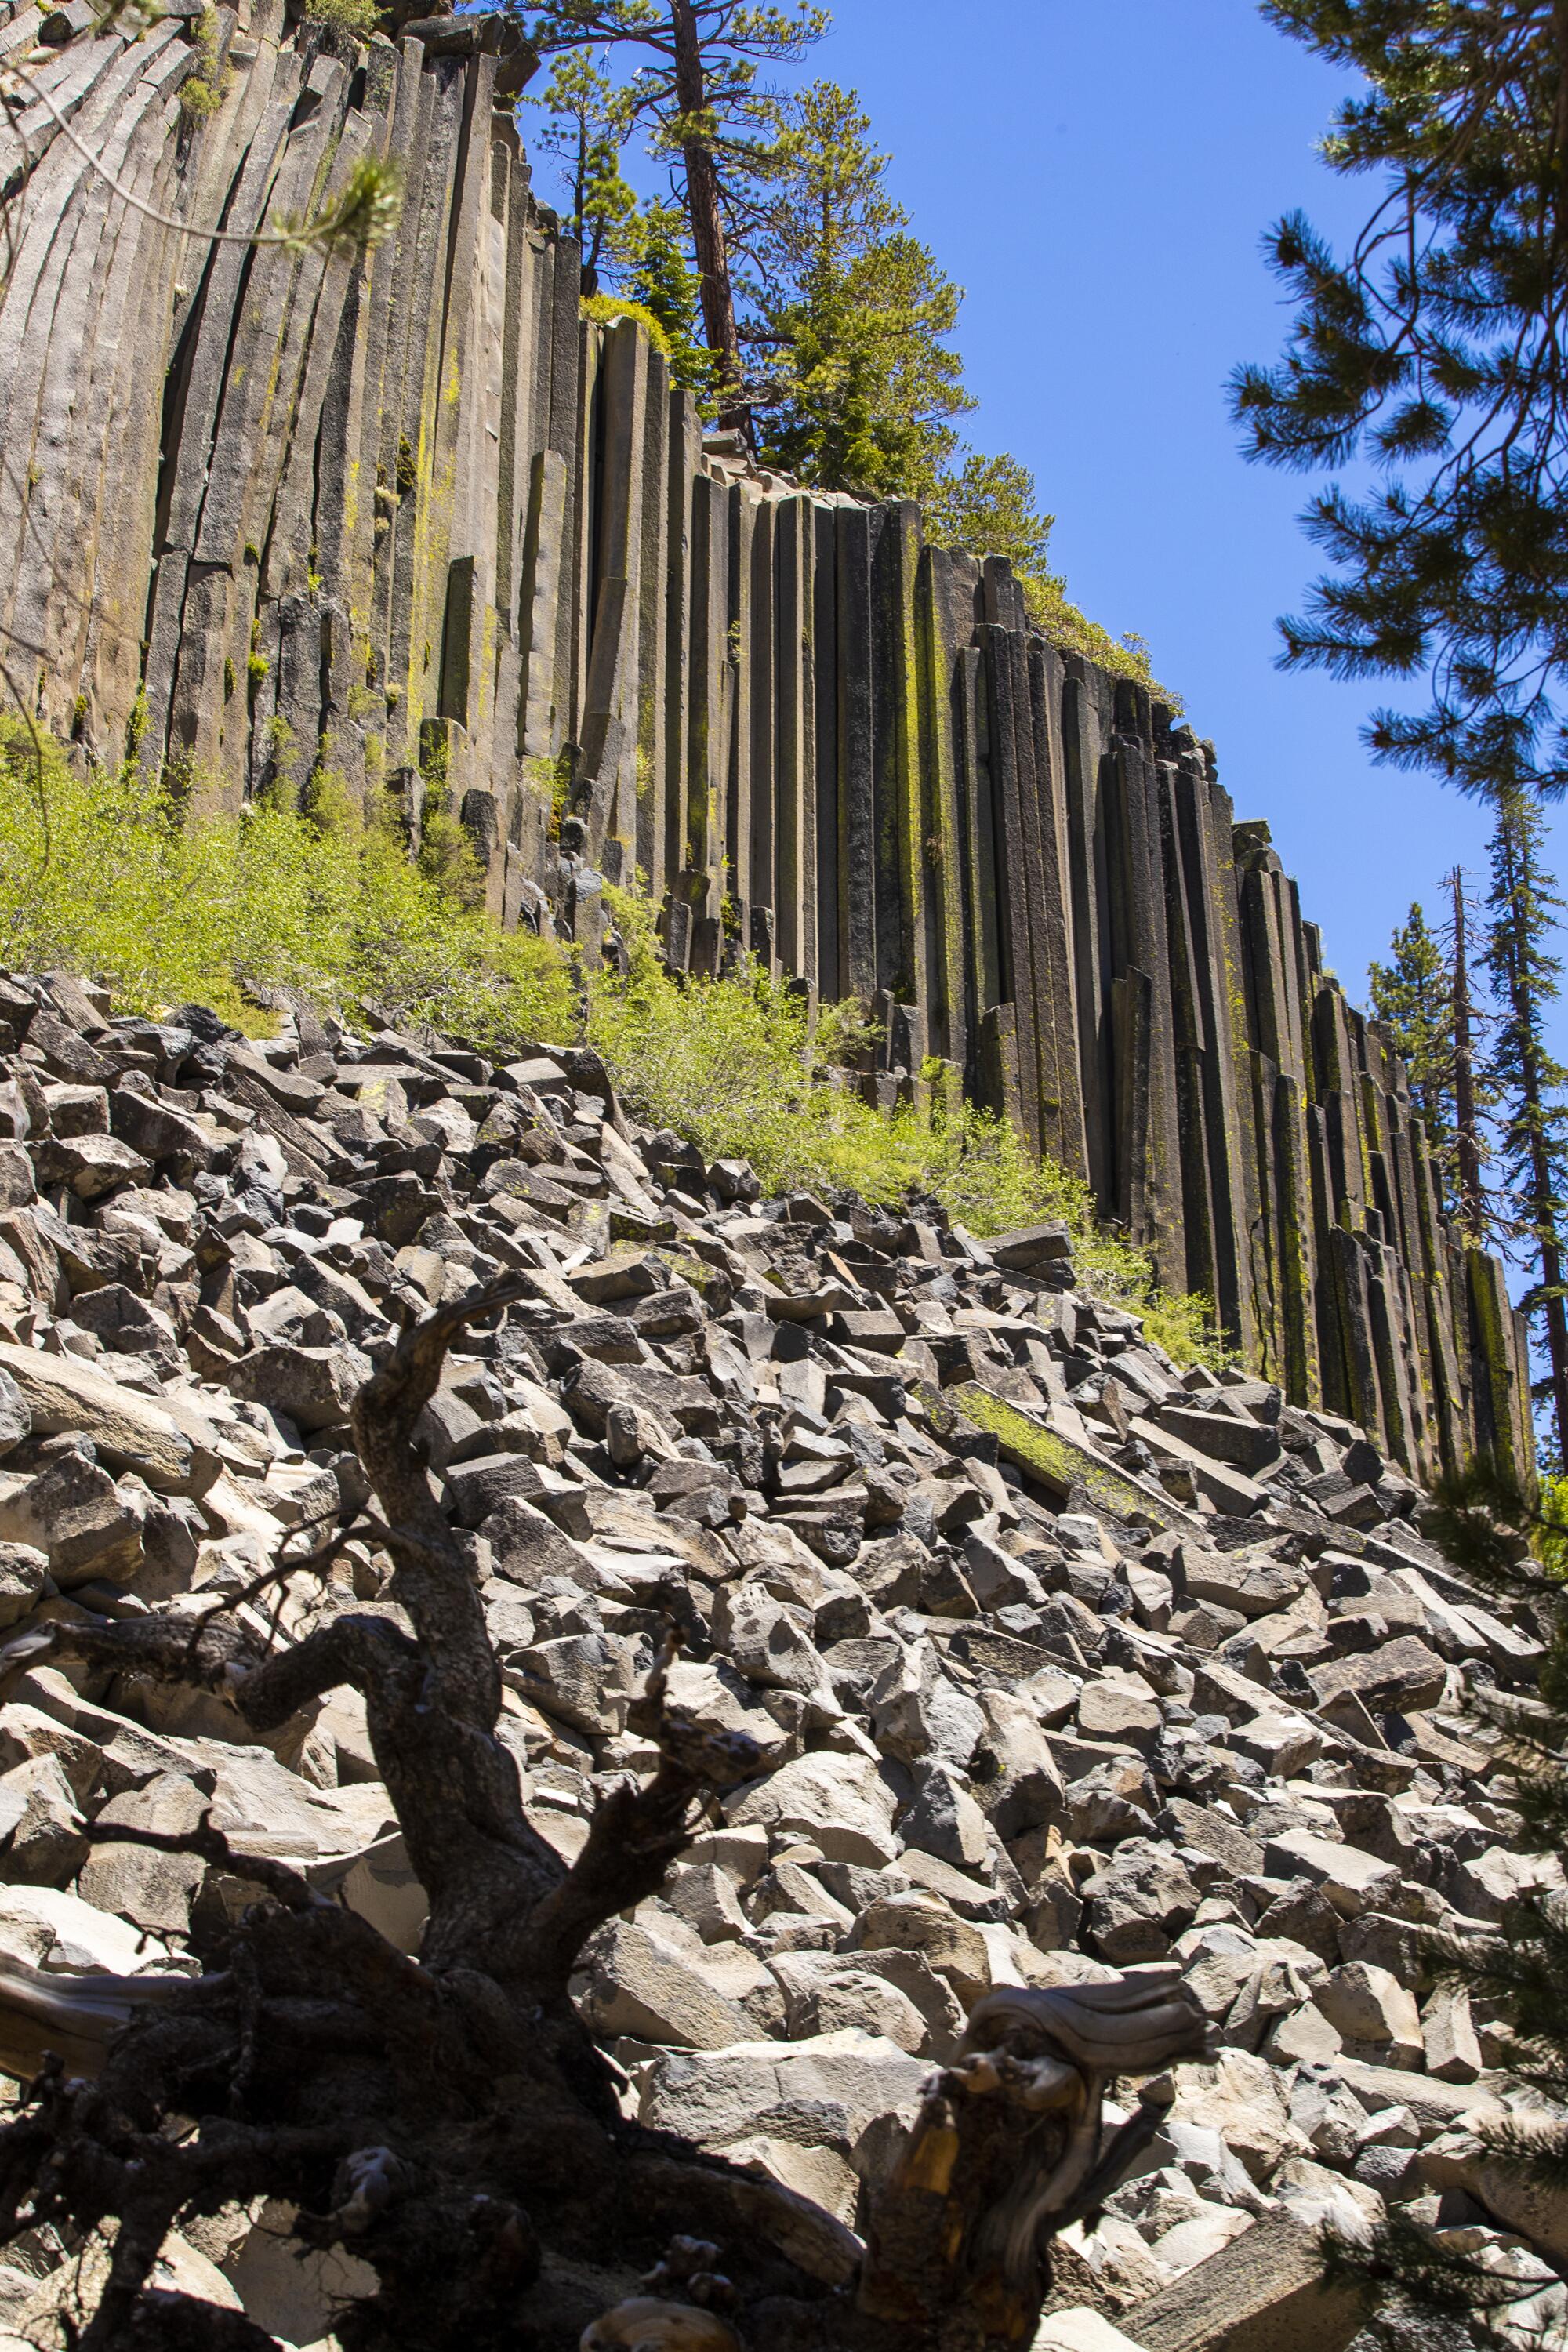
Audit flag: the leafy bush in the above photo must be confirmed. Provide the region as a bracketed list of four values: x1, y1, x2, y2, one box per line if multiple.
[179, 72, 225, 117]
[580, 294, 673, 362]
[617, 201, 719, 408]
[178, 6, 230, 118]
[1021, 574, 1182, 711]
[0, 727, 575, 1047]
[301, 0, 378, 34]
[587, 888, 1231, 1368]
[923, 448, 1182, 712]
[0, 728, 1229, 1370]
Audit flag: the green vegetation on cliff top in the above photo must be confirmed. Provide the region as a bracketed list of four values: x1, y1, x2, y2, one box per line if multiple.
[535, 42, 1178, 702]
[0, 725, 1229, 1368]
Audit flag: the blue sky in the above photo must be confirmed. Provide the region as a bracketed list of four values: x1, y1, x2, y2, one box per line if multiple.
[526, 0, 1566, 1051]
[807, 0, 1563, 1043]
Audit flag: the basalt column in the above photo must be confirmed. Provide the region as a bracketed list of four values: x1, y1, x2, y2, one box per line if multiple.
[0, 0, 1532, 1473]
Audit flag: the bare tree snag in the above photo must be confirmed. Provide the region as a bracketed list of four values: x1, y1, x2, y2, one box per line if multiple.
[857, 1982, 1203, 2347]
[0, 1285, 1207, 2351]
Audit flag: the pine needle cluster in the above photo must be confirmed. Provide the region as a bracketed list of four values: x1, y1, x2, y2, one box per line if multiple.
[1235, 1, 1568, 800]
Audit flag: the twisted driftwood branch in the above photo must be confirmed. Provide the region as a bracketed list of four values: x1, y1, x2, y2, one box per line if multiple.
[0, 1282, 1211, 2352]
[856, 1972, 1208, 2343]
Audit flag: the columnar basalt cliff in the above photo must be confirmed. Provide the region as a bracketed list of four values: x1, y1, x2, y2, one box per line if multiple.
[0, 0, 1530, 1479]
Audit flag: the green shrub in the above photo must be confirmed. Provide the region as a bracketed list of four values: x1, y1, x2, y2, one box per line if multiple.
[587, 887, 1232, 1370]
[179, 6, 230, 118]
[1022, 574, 1182, 711]
[923, 449, 1182, 712]
[411, 736, 489, 913]
[521, 751, 572, 842]
[179, 74, 224, 118]
[579, 295, 673, 361]
[0, 725, 575, 1047]
[302, 0, 377, 33]
[0, 727, 1230, 1371]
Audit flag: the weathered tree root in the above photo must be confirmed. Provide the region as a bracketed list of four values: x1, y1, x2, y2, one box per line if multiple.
[0, 1283, 1206, 2352]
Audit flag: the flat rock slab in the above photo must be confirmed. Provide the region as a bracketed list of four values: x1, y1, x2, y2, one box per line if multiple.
[951, 1384, 1196, 1534]
[1155, 1404, 1282, 1475]
[0, 1344, 212, 1494]
[1127, 2210, 1363, 2352]
[1126, 1417, 1269, 1518]
[985, 1222, 1073, 1272]
[1261, 1828, 1402, 1917]
[1307, 1634, 1447, 1715]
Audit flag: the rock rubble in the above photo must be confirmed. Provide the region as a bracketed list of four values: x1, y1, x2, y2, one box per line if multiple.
[0, 968, 1558, 2351]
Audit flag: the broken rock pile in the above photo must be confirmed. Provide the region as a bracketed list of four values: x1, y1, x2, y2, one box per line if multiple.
[0, 967, 1559, 2351]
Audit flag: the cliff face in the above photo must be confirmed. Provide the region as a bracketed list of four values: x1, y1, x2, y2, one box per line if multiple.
[0, 0, 1530, 1478]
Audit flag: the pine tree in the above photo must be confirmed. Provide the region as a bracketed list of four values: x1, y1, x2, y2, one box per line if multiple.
[526, 53, 639, 289]
[924, 451, 1054, 578]
[621, 197, 717, 401]
[1483, 785, 1568, 1471]
[525, 1, 828, 429]
[1370, 900, 1458, 1184]
[746, 81, 973, 497]
[924, 449, 1181, 704]
[1232, 2, 1568, 799]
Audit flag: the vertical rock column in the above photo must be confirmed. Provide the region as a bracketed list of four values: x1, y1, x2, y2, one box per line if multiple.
[0, 0, 1533, 1476]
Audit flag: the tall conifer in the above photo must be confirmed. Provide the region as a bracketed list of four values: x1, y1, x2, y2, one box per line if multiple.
[746, 82, 973, 497]
[525, 1, 827, 430]
[1235, 2, 1568, 799]
[1483, 786, 1568, 1469]
[527, 53, 639, 289]
[1369, 902, 1456, 1164]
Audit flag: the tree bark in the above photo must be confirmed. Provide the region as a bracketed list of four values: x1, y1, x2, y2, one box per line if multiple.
[670, 0, 745, 434]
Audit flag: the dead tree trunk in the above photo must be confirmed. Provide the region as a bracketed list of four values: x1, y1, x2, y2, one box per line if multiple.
[0, 1287, 1203, 2352]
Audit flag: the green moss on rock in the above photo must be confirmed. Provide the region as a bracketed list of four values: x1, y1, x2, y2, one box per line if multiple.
[953, 1381, 1190, 1531]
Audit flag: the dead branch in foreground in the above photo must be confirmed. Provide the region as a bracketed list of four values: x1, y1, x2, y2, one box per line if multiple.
[0, 1283, 1203, 2352]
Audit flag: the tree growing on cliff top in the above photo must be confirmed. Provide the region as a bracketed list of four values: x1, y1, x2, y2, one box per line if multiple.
[743, 80, 973, 497]
[924, 451, 1054, 578]
[621, 195, 720, 397]
[1368, 884, 1496, 1240]
[521, 16, 1179, 697]
[1369, 898, 1465, 1202]
[925, 452, 1181, 704]
[1233, 0, 1568, 800]
[524, 0, 829, 429]
[526, 51, 641, 287]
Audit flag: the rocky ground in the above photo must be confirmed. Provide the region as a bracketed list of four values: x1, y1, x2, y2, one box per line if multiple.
[0, 967, 1559, 2351]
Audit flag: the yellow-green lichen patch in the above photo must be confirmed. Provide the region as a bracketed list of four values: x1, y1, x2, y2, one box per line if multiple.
[1466, 1247, 1530, 1494]
[953, 1381, 1190, 1532]
[653, 1246, 731, 1303]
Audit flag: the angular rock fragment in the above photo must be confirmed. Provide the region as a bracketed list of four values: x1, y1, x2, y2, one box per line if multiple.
[0, 970, 1542, 2347]
[226, 1341, 373, 1435]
